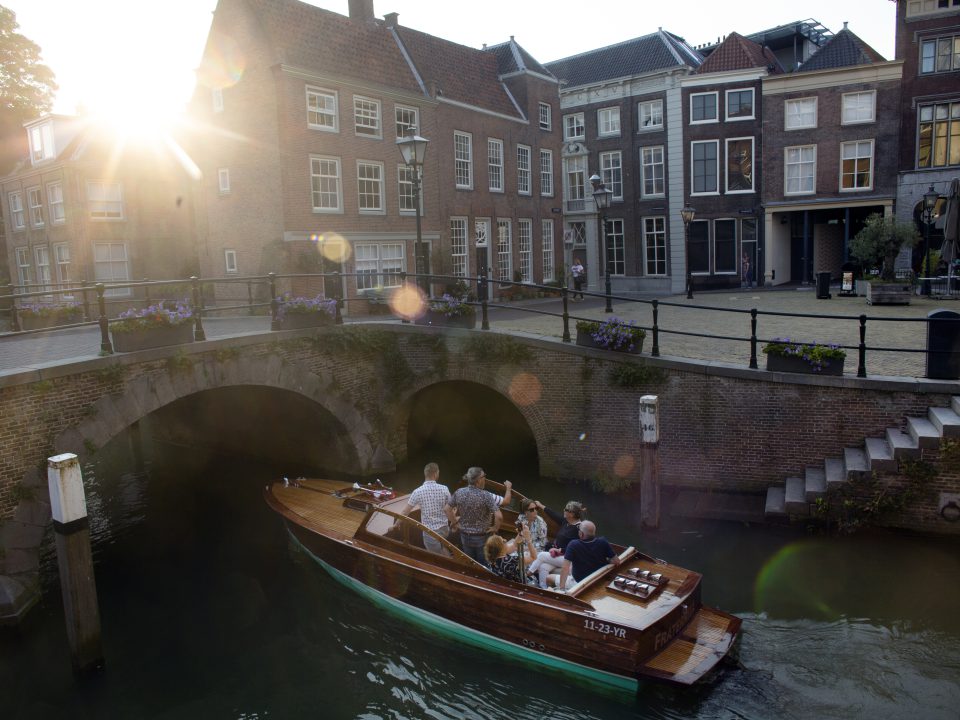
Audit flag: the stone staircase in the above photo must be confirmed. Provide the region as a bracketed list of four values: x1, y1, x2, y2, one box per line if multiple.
[764, 396, 960, 518]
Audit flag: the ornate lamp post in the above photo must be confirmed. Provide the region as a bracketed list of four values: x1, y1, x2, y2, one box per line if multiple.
[590, 173, 614, 313]
[680, 205, 696, 299]
[396, 129, 429, 295]
[922, 183, 939, 296]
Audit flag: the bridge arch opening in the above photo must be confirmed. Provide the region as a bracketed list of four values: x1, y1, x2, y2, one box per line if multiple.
[404, 381, 539, 483]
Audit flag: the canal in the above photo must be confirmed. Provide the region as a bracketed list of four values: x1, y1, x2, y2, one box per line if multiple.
[2, 426, 959, 719]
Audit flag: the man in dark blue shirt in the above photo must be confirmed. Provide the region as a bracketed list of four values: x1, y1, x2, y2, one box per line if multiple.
[557, 520, 620, 590]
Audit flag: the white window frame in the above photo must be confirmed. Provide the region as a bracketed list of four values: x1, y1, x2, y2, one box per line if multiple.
[353, 95, 381, 138]
[606, 219, 625, 276]
[539, 149, 553, 197]
[454, 131, 473, 189]
[395, 104, 419, 138]
[563, 113, 584, 140]
[840, 139, 874, 192]
[517, 144, 532, 195]
[920, 33, 960, 74]
[842, 91, 877, 125]
[640, 146, 665, 198]
[643, 216, 667, 277]
[565, 156, 586, 204]
[496, 219, 512, 282]
[398, 165, 418, 215]
[29, 122, 55, 164]
[909, 0, 960, 18]
[310, 155, 342, 213]
[218, 168, 230, 194]
[47, 182, 65, 224]
[725, 137, 755, 194]
[356, 160, 385, 214]
[725, 88, 755, 121]
[212, 87, 224, 113]
[690, 92, 719, 124]
[597, 107, 621, 137]
[917, 100, 960, 168]
[15, 246, 31, 286]
[785, 145, 817, 195]
[518, 219, 533, 283]
[690, 140, 720, 195]
[785, 97, 818, 130]
[539, 102, 552, 131]
[638, 99, 663, 131]
[450, 217, 469, 277]
[9, 191, 24, 230]
[600, 150, 623, 201]
[541, 219, 555, 283]
[355, 242, 405, 289]
[27, 187, 43, 227]
[307, 87, 338, 132]
[87, 181, 124, 220]
[475, 218, 490, 248]
[225, 249, 238, 274]
[53, 243, 71, 286]
[93, 242, 131, 297]
[488, 138, 504, 193]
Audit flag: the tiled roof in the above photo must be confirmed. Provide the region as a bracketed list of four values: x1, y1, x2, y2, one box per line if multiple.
[697, 32, 783, 74]
[798, 27, 886, 72]
[545, 31, 702, 87]
[484, 38, 555, 78]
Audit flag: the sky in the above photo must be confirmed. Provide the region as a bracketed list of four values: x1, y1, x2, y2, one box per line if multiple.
[6, 0, 899, 118]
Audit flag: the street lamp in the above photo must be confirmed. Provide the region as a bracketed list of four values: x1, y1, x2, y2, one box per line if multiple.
[922, 183, 939, 295]
[680, 205, 696, 299]
[590, 173, 614, 313]
[396, 129, 429, 295]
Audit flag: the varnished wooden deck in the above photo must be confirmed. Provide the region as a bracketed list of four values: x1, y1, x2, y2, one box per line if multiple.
[271, 479, 371, 538]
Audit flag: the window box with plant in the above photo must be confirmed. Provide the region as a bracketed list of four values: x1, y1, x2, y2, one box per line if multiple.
[575, 317, 645, 354]
[276, 294, 337, 330]
[17, 302, 83, 330]
[849, 214, 919, 306]
[762, 337, 846, 376]
[416, 293, 476, 329]
[111, 300, 194, 352]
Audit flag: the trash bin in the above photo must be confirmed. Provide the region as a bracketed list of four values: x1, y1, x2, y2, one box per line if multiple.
[816, 271, 832, 299]
[927, 309, 960, 379]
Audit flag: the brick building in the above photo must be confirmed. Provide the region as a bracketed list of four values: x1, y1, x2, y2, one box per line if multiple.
[187, 0, 560, 308]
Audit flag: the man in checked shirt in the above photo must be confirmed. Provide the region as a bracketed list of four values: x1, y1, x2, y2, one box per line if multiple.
[401, 462, 451, 555]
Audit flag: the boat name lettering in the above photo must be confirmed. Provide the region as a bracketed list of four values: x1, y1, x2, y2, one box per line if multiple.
[583, 618, 627, 639]
[653, 603, 695, 650]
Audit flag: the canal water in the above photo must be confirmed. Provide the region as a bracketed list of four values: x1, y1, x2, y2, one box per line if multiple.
[2, 433, 959, 720]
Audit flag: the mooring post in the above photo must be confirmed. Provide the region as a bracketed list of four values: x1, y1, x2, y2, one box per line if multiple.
[48, 453, 105, 674]
[639, 395, 660, 529]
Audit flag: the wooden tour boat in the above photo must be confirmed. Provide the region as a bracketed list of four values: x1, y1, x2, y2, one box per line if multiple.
[264, 477, 741, 690]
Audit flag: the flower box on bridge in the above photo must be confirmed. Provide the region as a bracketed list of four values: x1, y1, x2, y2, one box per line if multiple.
[414, 309, 477, 329]
[277, 312, 336, 330]
[112, 322, 195, 352]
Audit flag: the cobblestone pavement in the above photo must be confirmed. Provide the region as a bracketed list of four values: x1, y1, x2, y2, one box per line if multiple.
[1, 288, 956, 379]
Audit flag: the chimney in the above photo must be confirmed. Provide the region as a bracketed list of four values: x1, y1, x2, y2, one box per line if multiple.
[384, 12, 398, 28]
[348, 0, 374, 22]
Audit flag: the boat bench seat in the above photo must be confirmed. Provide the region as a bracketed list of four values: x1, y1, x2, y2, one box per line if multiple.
[567, 546, 636, 597]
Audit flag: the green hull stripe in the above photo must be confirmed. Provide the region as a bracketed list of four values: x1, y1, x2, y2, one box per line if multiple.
[290, 531, 638, 693]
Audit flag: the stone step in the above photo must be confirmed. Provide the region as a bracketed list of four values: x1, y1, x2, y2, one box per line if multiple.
[929, 406, 960, 438]
[885, 428, 921, 459]
[765, 486, 786, 517]
[804, 467, 827, 502]
[784, 477, 808, 515]
[865, 437, 897, 472]
[907, 416, 940, 449]
[824, 458, 847, 489]
[843, 447, 869, 477]
[951, 396, 960, 416]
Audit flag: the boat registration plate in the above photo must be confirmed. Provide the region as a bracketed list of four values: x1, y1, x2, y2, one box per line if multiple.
[583, 618, 627, 639]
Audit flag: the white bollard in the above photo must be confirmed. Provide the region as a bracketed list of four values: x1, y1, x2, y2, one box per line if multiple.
[639, 396, 660, 528]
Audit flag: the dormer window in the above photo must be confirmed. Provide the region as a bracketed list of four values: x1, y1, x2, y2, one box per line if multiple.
[29, 123, 55, 165]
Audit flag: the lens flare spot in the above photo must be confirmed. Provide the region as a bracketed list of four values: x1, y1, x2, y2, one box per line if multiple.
[197, 33, 246, 89]
[613, 454, 635, 477]
[578, 433, 587, 441]
[308, 233, 350, 263]
[391, 285, 427, 320]
[508, 372, 542, 407]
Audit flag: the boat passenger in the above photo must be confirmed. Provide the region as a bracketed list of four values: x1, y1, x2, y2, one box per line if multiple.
[555, 520, 620, 592]
[518, 500, 548, 553]
[445, 467, 502, 566]
[400, 462, 451, 556]
[525, 500, 584, 589]
[483, 525, 535, 583]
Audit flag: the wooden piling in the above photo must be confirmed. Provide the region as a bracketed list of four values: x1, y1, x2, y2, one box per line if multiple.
[639, 395, 660, 529]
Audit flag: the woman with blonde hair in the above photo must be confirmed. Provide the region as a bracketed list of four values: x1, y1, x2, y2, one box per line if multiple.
[484, 524, 535, 583]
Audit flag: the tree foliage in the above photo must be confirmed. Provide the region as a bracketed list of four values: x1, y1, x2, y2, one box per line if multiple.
[849, 213, 920, 281]
[0, 6, 57, 172]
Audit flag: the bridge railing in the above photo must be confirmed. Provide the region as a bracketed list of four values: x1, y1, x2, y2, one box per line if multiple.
[1, 271, 957, 379]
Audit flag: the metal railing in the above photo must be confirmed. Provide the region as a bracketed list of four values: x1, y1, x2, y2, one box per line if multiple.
[2, 271, 958, 379]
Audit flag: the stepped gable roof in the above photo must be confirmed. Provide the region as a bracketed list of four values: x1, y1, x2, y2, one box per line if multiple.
[484, 37, 556, 79]
[394, 26, 523, 118]
[244, 0, 421, 94]
[697, 32, 783, 74]
[798, 26, 886, 72]
[545, 30, 702, 87]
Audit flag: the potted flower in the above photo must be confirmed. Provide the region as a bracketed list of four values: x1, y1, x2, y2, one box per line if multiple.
[576, 317, 645, 354]
[762, 337, 846, 376]
[416, 293, 476, 329]
[849, 214, 919, 305]
[17, 302, 83, 330]
[276, 293, 337, 330]
[111, 299, 194, 352]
